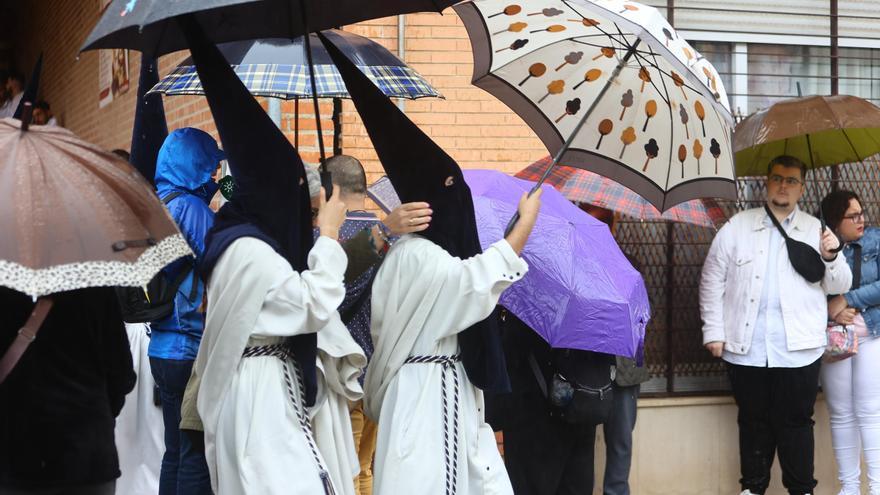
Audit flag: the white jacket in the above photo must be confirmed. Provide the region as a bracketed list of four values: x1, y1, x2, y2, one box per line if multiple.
[700, 207, 852, 355]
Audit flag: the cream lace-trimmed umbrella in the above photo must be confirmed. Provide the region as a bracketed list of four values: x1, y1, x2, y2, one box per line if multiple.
[0, 117, 192, 298]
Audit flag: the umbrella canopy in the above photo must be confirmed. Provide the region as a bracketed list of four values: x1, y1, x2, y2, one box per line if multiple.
[465, 169, 650, 357]
[734, 95, 880, 176]
[517, 156, 726, 228]
[81, 0, 463, 57]
[454, 0, 736, 211]
[0, 118, 192, 298]
[147, 30, 442, 100]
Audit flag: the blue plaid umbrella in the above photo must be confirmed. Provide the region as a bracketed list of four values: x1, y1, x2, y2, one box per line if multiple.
[148, 30, 441, 100]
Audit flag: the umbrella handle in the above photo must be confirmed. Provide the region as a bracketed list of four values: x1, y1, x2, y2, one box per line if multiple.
[503, 38, 643, 236]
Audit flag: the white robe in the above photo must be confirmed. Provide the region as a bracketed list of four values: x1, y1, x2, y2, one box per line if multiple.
[114, 323, 163, 495]
[195, 235, 362, 495]
[365, 235, 528, 495]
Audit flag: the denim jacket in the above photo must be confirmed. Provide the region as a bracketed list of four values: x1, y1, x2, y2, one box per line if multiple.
[843, 226, 880, 337]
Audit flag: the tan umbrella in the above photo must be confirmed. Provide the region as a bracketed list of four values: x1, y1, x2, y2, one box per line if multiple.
[734, 95, 880, 176]
[0, 117, 192, 298]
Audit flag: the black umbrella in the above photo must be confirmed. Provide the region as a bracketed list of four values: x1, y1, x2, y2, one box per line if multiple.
[81, 0, 462, 57]
[128, 54, 168, 185]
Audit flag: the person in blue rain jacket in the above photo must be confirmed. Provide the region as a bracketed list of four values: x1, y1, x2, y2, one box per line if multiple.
[150, 127, 224, 495]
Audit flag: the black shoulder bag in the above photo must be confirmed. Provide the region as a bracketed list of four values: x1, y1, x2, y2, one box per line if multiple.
[765, 205, 826, 283]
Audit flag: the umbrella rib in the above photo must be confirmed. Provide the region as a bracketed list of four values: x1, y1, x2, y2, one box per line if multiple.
[644, 45, 676, 203]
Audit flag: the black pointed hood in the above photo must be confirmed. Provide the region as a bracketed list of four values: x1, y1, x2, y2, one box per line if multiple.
[129, 54, 168, 185]
[180, 14, 317, 404]
[13, 53, 42, 120]
[319, 31, 510, 394]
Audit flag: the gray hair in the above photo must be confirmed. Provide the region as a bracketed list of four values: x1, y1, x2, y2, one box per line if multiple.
[305, 164, 321, 198]
[324, 155, 367, 195]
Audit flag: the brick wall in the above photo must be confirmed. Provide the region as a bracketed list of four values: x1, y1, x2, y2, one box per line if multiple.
[7, 2, 549, 182]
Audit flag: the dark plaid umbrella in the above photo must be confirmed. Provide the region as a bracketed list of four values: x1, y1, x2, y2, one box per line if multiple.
[517, 156, 726, 228]
[147, 31, 441, 100]
[81, 0, 463, 57]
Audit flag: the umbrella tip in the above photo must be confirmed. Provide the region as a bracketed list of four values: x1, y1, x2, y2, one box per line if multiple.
[20, 102, 33, 132]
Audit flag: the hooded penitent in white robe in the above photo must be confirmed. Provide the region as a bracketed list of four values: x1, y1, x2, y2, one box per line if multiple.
[365, 235, 528, 495]
[194, 235, 362, 495]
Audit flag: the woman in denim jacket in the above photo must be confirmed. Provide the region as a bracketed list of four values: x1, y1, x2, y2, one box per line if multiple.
[820, 190, 880, 495]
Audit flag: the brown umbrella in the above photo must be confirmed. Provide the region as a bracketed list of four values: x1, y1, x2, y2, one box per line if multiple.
[0, 117, 192, 298]
[735, 95, 880, 176]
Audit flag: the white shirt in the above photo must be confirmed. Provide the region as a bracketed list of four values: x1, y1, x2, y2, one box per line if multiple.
[723, 211, 825, 367]
[0, 92, 23, 119]
[700, 206, 851, 362]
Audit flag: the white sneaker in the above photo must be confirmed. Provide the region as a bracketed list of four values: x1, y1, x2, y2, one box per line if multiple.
[739, 491, 758, 495]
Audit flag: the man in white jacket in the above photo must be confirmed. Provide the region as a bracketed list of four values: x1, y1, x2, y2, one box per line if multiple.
[700, 155, 851, 495]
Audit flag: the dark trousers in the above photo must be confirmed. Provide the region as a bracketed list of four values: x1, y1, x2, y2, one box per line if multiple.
[727, 359, 821, 495]
[504, 404, 597, 495]
[602, 384, 639, 495]
[149, 358, 212, 495]
[0, 482, 115, 495]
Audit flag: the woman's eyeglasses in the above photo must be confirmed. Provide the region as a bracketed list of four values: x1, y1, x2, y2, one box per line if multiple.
[843, 212, 865, 223]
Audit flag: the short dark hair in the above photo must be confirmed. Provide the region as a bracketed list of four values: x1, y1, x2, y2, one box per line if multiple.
[767, 155, 807, 180]
[324, 154, 367, 195]
[7, 71, 25, 86]
[34, 100, 50, 111]
[821, 190, 861, 231]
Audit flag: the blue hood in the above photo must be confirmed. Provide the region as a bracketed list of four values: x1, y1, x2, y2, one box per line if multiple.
[155, 127, 225, 198]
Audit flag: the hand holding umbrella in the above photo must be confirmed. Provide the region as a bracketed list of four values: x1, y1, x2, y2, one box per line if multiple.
[620, 89, 634, 119]
[642, 99, 657, 131]
[519, 63, 547, 86]
[556, 51, 583, 71]
[596, 119, 614, 148]
[619, 126, 636, 159]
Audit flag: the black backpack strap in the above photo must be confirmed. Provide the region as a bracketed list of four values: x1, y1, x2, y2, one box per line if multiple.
[764, 204, 790, 239]
[528, 352, 549, 398]
[161, 191, 184, 205]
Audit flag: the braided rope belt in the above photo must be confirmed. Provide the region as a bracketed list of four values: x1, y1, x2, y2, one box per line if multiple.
[243, 344, 336, 495]
[404, 354, 462, 495]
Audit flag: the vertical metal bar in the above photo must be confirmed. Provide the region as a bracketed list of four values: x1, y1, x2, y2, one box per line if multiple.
[830, 0, 840, 191]
[398, 14, 406, 112]
[666, 0, 675, 394]
[332, 97, 342, 156]
[665, 222, 675, 393]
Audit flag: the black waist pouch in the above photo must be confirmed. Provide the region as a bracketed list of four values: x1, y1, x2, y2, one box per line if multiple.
[765, 205, 825, 283]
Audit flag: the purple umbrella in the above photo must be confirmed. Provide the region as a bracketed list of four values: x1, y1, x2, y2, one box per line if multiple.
[464, 169, 650, 358]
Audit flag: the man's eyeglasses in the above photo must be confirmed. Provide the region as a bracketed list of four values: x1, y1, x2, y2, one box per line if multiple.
[843, 212, 865, 223]
[768, 175, 803, 186]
